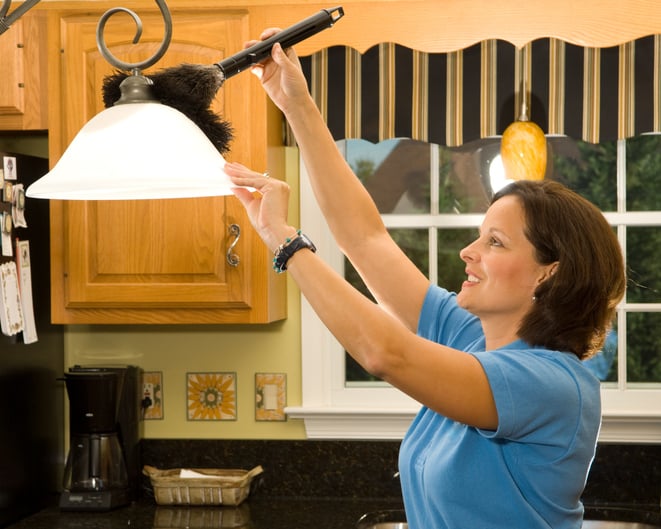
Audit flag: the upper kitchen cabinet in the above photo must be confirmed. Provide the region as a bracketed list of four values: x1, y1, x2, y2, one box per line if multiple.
[0, 11, 48, 130]
[47, 5, 286, 324]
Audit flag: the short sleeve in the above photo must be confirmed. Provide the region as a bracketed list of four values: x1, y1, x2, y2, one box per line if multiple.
[473, 348, 599, 447]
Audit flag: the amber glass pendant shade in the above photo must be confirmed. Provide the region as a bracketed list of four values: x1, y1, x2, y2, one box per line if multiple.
[500, 118, 547, 181]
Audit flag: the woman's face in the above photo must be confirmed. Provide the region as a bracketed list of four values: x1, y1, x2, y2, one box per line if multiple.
[457, 195, 554, 323]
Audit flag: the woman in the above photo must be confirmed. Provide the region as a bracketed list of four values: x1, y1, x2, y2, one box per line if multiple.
[225, 35, 626, 529]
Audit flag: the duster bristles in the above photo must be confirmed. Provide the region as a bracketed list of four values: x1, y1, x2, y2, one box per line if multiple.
[102, 64, 233, 155]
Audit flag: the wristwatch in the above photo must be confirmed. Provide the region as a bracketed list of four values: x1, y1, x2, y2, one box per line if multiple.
[273, 233, 317, 273]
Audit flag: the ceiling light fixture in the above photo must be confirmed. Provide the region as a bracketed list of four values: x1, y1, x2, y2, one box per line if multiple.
[25, 0, 239, 200]
[24, 2, 344, 200]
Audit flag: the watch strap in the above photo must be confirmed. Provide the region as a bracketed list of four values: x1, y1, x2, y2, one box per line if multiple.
[273, 233, 317, 273]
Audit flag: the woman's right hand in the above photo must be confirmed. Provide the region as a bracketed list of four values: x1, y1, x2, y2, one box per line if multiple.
[246, 30, 311, 115]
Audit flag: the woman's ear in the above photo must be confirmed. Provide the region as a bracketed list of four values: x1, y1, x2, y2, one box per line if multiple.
[538, 261, 559, 284]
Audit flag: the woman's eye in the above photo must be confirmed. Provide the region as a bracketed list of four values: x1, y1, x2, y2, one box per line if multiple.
[488, 237, 503, 247]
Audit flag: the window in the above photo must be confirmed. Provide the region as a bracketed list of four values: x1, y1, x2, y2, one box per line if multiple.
[286, 135, 661, 442]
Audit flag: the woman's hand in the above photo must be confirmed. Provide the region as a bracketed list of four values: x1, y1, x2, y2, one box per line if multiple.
[245, 30, 311, 115]
[225, 161, 296, 252]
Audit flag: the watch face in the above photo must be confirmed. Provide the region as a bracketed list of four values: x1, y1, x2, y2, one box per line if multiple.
[300, 233, 317, 252]
[3, 212, 11, 233]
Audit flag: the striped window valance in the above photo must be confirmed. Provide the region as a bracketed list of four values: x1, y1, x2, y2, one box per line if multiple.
[297, 35, 661, 146]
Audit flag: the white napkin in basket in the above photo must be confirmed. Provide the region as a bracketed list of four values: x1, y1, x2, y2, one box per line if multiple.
[179, 469, 215, 479]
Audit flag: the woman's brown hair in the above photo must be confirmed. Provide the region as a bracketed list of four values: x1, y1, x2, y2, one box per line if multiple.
[492, 180, 626, 360]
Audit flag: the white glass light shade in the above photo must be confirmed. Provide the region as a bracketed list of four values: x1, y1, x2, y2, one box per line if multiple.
[26, 103, 242, 200]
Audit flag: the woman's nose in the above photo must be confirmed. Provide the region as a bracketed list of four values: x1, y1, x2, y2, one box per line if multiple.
[460, 241, 477, 262]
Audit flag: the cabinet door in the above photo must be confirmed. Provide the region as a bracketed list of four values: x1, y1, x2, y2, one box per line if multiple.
[0, 13, 48, 130]
[49, 7, 285, 324]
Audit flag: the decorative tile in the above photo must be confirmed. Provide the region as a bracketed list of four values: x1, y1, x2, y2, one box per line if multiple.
[255, 373, 287, 421]
[187, 372, 237, 421]
[142, 371, 164, 420]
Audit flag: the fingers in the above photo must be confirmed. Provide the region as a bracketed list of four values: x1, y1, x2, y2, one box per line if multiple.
[248, 40, 296, 81]
[243, 27, 281, 49]
[259, 27, 281, 40]
[230, 186, 255, 208]
[225, 162, 274, 191]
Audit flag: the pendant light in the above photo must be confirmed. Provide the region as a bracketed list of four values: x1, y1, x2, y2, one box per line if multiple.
[25, 0, 237, 200]
[500, 47, 547, 182]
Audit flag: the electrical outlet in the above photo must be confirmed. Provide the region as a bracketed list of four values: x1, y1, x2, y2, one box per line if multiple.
[143, 383, 154, 408]
[142, 371, 164, 420]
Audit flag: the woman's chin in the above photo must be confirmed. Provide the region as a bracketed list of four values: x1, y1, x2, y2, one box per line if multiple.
[456, 291, 469, 308]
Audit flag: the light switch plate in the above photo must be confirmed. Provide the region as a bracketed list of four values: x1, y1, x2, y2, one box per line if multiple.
[255, 373, 286, 421]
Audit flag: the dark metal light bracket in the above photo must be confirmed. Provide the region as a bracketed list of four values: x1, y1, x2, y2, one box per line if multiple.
[0, 0, 41, 36]
[96, 0, 172, 73]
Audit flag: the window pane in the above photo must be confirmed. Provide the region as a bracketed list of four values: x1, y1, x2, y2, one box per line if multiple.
[549, 137, 617, 211]
[626, 135, 661, 211]
[343, 139, 431, 214]
[584, 329, 618, 382]
[345, 229, 429, 383]
[437, 228, 479, 293]
[440, 141, 493, 213]
[626, 312, 661, 383]
[438, 137, 617, 212]
[626, 227, 661, 303]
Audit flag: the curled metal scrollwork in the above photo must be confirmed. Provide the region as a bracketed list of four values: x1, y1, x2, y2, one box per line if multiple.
[96, 0, 172, 73]
[0, 0, 41, 35]
[226, 224, 241, 267]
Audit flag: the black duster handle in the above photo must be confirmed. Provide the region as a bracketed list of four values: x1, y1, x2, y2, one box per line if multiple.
[215, 6, 344, 80]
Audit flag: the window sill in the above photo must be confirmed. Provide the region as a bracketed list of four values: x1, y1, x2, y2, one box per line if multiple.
[285, 407, 661, 443]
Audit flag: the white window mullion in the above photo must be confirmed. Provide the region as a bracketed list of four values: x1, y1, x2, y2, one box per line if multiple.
[429, 143, 440, 284]
[616, 138, 628, 390]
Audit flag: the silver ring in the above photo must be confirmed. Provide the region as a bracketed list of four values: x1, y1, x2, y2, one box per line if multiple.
[263, 171, 270, 178]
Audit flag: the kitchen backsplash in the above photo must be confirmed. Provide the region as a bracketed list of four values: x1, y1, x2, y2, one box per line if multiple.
[141, 439, 660, 506]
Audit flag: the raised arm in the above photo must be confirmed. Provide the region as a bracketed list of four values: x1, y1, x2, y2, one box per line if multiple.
[250, 39, 430, 331]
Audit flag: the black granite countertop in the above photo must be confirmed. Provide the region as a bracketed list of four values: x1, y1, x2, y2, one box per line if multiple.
[6, 440, 659, 529]
[3, 497, 405, 529]
[5, 497, 660, 529]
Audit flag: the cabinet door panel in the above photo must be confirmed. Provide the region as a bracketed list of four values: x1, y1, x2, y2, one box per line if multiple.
[65, 198, 248, 308]
[0, 22, 24, 115]
[0, 14, 48, 130]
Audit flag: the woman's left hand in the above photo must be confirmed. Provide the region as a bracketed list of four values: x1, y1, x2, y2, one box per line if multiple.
[225, 161, 296, 252]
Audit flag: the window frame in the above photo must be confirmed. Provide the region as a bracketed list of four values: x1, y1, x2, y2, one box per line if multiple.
[285, 142, 661, 442]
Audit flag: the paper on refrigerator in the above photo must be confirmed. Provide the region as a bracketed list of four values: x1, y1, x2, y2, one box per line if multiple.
[16, 240, 37, 343]
[0, 261, 23, 336]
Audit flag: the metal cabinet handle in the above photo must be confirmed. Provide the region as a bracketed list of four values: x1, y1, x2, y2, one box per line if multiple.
[226, 223, 240, 267]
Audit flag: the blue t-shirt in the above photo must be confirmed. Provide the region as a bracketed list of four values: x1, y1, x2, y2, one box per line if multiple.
[399, 285, 601, 529]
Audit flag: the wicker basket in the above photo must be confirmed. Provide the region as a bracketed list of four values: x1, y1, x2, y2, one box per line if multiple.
[144, 465, 263, 506]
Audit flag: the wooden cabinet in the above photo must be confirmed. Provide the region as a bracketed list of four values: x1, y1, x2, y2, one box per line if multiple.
[0, 12, 48, 130]
[47, 5, 286, 323]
